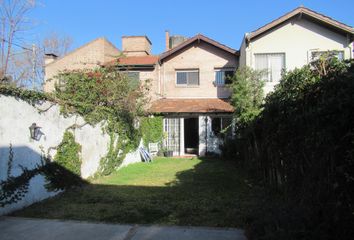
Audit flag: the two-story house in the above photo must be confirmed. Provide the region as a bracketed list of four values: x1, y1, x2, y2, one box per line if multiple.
[43, 6, 354, 157]
[239, 6, 354, 94]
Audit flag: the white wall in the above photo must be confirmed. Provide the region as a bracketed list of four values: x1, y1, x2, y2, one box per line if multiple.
[240, 18, 353, 94]
[0, 95, 142, 214]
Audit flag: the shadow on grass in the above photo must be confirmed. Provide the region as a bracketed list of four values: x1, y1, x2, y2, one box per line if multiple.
[10, 157, 252, 228]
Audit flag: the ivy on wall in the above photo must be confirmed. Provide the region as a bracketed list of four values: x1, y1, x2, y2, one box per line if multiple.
[0, 84, 52, 105]
[54, 131, 82, 176]
[140, 116, 164, 147]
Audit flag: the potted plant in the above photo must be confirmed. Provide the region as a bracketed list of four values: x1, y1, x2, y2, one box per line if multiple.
[161, 146, 173, 157]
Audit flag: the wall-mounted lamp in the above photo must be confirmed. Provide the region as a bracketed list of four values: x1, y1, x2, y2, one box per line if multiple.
[29, 123, 40, 140]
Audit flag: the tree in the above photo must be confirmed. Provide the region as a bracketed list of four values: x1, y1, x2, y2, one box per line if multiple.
[230, 67, 264, 127]
[7, 32, 73, 89]
[0, 0, 36, 82]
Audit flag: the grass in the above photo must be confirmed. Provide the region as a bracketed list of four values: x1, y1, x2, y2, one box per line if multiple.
[11, 157, 255, 228]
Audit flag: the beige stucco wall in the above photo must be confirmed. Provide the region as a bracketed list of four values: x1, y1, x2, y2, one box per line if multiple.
[160, 41, 238, 99]
[240, 18, 353, 94]
[44, 38, 120, 92]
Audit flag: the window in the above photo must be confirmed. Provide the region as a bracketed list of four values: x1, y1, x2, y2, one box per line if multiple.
[126, 71, 140, 89]
[311, 50, 344, 62]
[211, 117, 233, 137]
[215, 69, 234, 86]
[255, 53, 285, 82]
[176, 69, 199, 86]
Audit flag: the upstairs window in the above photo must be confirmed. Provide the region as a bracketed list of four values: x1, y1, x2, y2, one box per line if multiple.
[255, 53, 285, 82]
[215, 69, 234, 86]
[176, 69, 199, 86]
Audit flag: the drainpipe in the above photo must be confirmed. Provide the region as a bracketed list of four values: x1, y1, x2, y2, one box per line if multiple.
[204, 116, 208, 155]
[158, 63, 161, 95]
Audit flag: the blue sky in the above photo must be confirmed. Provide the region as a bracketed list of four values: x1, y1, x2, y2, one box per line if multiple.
[29, 0, 354, 54]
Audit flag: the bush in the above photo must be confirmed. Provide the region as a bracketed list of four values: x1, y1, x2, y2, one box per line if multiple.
[54, 131, 82, 175]
[140, 116, 163, 147]
[234, 59, 354, 239]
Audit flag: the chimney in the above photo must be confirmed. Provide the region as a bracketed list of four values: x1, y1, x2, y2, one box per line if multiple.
[44, 53, 58, 65]
[165, 30, 170, 51]
[122, 36, 152, 56]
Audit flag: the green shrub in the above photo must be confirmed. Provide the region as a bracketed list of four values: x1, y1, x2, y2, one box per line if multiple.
[140, 116, 163, 147]
[233, 58, 354, 239]
[54, 131, 82, 175]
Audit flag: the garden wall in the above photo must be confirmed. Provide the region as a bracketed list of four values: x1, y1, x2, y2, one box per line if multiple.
[0, 95, 142, 215]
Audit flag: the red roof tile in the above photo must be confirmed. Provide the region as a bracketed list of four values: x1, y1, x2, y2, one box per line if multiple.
[149, 98, 234, 113]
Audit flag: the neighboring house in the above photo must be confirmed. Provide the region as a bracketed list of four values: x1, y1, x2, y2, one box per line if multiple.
[239, 6, 354, 94]
[43, 37, 120, 92]
[43, 6, 354, 156]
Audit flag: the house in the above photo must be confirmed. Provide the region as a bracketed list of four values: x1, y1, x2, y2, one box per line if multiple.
[239, 6, 354, 94]
[43, 6, 354, 156]
[106, 34, 238, 156]
[43, 37, 120, 92]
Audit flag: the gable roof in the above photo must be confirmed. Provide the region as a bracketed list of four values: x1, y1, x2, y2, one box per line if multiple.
[246, 6, 354, 42]
[45, 37, 120, 67]
[159, 34, 239, 62]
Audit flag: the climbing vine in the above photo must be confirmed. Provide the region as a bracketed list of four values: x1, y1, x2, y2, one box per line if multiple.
[140, 116, 164, 147]
[0, 84, 52, 105]
[53, 66, 150, 175]
[54, 131, 82, 175]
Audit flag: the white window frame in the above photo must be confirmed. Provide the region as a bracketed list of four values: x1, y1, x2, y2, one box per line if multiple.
[214, 68, 234, 86]
[175, 69, 200, 87]
[309, 50, 344, 62]
[254, 53, 285, 83]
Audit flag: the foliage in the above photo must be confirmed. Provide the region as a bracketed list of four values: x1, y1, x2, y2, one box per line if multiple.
[0, 83, 52, 104]
[54, 131, 82, 176]
[230, 67, 264, 127]
[0, 167, 37, 207]
[7, 143, 14, 178]
[54, 66, 150, 175]
[0, 146, 86, 208]
[235, 58, 354, 239]
[140, 116, 164, 147]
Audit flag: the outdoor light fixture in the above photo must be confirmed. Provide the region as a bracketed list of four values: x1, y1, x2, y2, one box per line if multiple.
[29, 123, 40, 140]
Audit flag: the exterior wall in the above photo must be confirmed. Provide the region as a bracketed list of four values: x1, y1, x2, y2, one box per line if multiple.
[240, 18, 353, 94]
[44, 38, 120, 92]
[138, 69, 160, 102]
[0, 95, 142, 214]
[122, 36, 151, 56]
[161, 42, 238, 99]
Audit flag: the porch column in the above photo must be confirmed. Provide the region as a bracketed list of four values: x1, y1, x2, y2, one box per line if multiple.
[179, 118, 184, 155]
[198, 115, 211, 156]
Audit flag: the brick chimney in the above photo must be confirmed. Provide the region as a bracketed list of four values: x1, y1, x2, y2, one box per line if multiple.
[122, 36, 152, 56]
[44, 53, 58, 65]
[165, 30, 170, 51]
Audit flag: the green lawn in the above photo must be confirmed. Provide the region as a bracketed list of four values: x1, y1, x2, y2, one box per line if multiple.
[11, 157, 253, 227]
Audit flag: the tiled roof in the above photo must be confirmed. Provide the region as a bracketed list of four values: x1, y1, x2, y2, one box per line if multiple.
[105, 55, 159, 66]
[247, 6, 354, 41]
[159, 34, 239, 62]
[149, 98, 234, 113]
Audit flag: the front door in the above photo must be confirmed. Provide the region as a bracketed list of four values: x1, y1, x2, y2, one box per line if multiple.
[184, 118, 199, 154]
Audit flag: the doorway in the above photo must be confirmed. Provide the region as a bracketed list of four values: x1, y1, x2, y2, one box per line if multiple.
[184, 118, 199, 155]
